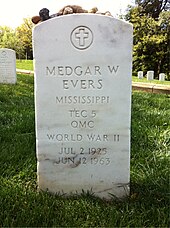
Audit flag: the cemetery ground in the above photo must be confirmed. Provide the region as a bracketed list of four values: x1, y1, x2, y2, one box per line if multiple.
[0, 72, 169, 227]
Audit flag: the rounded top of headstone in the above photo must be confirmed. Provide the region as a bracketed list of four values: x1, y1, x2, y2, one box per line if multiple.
[0, 48, 16, 53]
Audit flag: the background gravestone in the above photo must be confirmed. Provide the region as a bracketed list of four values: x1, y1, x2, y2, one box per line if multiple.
[159, 73, 165, 81]
[138, 71, 143, 79]
[33, 14, 133, 199]
[0, 48, 16, 84]
[147, 71, 154, 80]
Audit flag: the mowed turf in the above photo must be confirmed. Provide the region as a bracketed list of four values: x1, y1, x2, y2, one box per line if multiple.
[0, 74, 169, 227]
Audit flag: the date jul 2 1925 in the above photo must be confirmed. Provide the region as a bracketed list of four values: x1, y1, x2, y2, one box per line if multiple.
[59, 147, 107, 155]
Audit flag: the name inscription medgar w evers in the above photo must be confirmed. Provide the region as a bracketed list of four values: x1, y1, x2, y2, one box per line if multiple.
[46, 65, 119, 89]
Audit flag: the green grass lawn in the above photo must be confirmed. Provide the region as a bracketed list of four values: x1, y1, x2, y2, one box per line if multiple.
[132, 76, 170, 85]
[16, 60, 34, 71]
[0, 74, 169, 227]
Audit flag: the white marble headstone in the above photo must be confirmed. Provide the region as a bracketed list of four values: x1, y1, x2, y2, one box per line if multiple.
[0, 48, 16, 84]
[159, 73, 165, 81]
[147, 71, 154, 80]
[138, 71, 143, 79]
[33, 14, 133, 199]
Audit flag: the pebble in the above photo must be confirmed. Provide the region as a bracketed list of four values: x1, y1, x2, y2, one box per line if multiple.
[39, 8, 50, 21]
[31, 6, 113, 24]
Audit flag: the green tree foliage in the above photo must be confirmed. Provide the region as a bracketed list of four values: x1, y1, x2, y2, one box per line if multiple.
[0, 18, 33, 59]
[135, 0, 170, 19]
[0, 26, 18, 50]
[125, 6, 170, 80]
[15, 18, 33, 59]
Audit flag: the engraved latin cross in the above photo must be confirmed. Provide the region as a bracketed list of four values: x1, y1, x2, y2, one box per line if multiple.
[75, 28, 89, 47]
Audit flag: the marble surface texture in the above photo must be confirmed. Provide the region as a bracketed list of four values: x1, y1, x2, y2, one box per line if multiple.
[0, 48, 16, 84]
[33, 14, 133, 199]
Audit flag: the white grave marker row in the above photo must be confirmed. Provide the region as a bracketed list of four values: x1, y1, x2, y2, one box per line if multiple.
[138, 71, 166, 81]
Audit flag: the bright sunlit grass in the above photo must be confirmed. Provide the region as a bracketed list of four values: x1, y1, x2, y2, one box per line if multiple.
[132, 76, 170, 85]
[16, 60, 34, 71]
